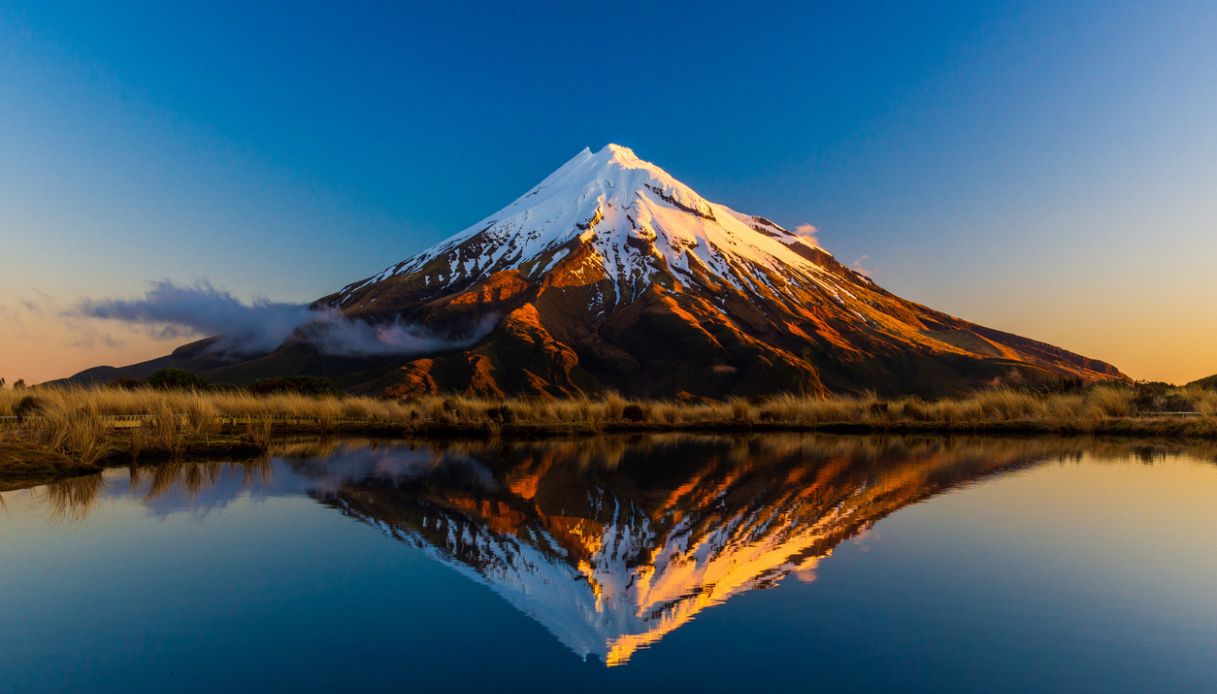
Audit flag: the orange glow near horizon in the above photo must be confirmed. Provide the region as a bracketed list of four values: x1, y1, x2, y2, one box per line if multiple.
[0, 314, 183, 386]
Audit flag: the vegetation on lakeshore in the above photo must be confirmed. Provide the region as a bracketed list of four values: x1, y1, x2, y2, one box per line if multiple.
[1, 374, 1216, 481]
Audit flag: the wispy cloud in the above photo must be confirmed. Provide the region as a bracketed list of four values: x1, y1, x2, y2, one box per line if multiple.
[73, 280, 497, 357]
[68, 325, 125, 350]
[0, 293, 64, 338]
[76, 280, 313, 353]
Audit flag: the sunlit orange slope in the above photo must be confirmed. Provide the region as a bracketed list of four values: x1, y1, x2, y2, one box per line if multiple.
[322, 145, 1123, 397]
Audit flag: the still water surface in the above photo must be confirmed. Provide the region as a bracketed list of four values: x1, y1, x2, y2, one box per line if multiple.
[2, 434, 1216, 692]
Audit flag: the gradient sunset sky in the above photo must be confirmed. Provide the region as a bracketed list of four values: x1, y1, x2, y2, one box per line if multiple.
[1, 1, 1214, 384]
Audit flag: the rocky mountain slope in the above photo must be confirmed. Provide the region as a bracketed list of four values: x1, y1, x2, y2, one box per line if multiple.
[73, 144, 1124, 397]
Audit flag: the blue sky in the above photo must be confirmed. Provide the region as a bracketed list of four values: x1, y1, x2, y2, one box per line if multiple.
[1, 1, 1214, 382]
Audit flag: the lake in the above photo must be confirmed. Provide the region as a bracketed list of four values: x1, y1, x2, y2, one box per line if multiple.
[2, 434, 1216, 692]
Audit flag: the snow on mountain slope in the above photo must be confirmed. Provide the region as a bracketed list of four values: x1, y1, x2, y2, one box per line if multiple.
[316, 144, 1122, 398]
[337, 144, 846, 307]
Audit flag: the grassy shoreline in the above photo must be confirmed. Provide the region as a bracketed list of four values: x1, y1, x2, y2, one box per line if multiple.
[1, 384, 1214, 481]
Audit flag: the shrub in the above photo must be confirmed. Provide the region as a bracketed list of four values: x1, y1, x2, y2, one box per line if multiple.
[486, 405, 515, 423]
[1160, 394, 1195, 413]
[248, 376, 338, 396]
[14, 395, 45, 424]
[148, 368, 208, 391]
[621, 404, 646, 422]
[1130, 381, 1192, 413]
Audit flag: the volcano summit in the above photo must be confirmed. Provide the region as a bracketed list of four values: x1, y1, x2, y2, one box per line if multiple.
[77, 144, 1123, 397]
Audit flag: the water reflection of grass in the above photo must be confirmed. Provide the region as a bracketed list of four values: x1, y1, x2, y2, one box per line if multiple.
[6, 433, 1215, 526]
[0, 385, 1215, 481]
[1, 457, 277, 523]
[37, 474, 108, 524]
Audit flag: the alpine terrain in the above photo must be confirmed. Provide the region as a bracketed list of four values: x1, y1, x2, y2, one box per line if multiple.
[75, 144, 1124, 397]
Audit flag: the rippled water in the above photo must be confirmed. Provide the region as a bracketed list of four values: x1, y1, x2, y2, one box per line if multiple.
[2, 434, 1216, 692]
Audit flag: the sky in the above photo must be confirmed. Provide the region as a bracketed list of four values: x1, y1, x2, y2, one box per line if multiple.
[0, 0, 1214, 384]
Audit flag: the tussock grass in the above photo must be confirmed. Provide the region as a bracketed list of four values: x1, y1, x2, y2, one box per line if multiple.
[2, 384, 1216, 433]
[1, 384, 1216, 480]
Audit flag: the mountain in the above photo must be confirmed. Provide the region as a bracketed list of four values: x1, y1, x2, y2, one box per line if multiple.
[72, 144, 1124, 397]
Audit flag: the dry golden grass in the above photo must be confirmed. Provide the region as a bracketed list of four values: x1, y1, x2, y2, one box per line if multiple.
[1, 383, 1216, 430]
[1, 383, 1216, 478]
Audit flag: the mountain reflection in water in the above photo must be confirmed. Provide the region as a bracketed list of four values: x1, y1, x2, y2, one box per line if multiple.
[11, 434, 1215, 668]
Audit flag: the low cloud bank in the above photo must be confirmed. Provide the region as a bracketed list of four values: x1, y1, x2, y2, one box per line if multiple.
[304, 313, 497, 356]
[78, 281, 312, 352]
[75, 280, 496, 357]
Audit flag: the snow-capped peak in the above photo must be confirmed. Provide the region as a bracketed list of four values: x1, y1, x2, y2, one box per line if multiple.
[507, 142, 719, 227]
[596, 142, 640, 161]
[340, 144, 841, 305]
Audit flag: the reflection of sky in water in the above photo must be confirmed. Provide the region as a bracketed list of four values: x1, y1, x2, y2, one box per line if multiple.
[102, 443, 495, 518]
[2, 435, 1216, 692]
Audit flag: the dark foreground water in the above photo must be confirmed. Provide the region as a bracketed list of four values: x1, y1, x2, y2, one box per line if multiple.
[2, 434, 1216, 693]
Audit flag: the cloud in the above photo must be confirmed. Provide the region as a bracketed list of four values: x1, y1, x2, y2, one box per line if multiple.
[304, 313, 499, 357]
[0, 293, 71, 338]
[794, 223, 821, 247]
[69, 325, 125, 350]
[76, 280, 313, 353]
[73, 280, 498, 357]
[19, 297, 46, 316]
[0, 292, 58, 330]
[851, 254, 872, 277]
